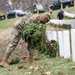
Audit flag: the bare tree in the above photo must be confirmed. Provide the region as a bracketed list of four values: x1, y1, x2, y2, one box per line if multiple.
[27, 0, 33, 13]
[0, 0, 56, 13]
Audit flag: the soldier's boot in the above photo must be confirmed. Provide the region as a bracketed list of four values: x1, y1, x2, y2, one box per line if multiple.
[0, 54, 12, 70]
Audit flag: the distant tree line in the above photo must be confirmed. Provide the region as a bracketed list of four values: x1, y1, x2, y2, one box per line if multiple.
[0, 0, 56, 13]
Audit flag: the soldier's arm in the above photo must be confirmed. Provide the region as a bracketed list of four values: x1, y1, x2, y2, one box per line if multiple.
[13, 16, 29, 32]
[28, 14, 40, 24]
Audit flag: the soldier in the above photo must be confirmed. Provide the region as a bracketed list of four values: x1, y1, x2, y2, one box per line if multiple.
[0, 12, 51, 69]
[57, 9, 64, 20]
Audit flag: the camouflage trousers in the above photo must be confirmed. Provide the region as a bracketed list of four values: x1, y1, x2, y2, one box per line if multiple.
[6, 27, 21, 56]
[5, 27, 34, 62]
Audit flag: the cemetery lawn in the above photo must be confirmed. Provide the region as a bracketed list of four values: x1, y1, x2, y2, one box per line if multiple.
[0, 17, 20, 31]
[0, 57, 75, 75]
[0, 7, 75, 75]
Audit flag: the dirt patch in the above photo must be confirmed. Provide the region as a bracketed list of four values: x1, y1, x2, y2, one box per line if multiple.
[0, 28, 11, 41]
[0, 28, 29, 62]
[0, 29, 11, 58]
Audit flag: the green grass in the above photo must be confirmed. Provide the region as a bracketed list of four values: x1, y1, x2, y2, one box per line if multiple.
[0, 57, 75, 75]
[0, 17, 21, 31]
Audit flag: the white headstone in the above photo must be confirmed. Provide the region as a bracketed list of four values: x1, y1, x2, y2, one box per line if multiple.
[46, 31, 53, 41]
[52, 31, 57, 41]
[63, 30, 70, 58]
[57, 31, 64, 57]
[71, 29, 75, 62]
[71, 20, 75, 29]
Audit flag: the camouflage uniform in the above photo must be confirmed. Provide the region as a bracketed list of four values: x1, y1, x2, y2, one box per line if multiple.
[6, 14, 41, 57]
[0, 11, 52, 69]
[3, 13, 51, 63]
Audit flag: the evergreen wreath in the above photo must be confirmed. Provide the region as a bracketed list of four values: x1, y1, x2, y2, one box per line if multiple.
[21, 23, 58, 57]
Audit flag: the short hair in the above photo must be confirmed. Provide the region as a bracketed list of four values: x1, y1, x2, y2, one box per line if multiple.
[44, 12, 50, 20]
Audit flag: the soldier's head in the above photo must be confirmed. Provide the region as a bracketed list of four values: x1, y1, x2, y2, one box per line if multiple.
[40, 12, 51, 24]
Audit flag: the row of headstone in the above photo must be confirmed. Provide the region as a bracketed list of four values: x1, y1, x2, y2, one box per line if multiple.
[71, 29, 75, 62]
[46, 29, 75, 62]
[49, 19, 75, 28]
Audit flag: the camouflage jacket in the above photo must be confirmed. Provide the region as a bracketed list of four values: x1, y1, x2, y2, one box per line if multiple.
[13, 14, 40, 32]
